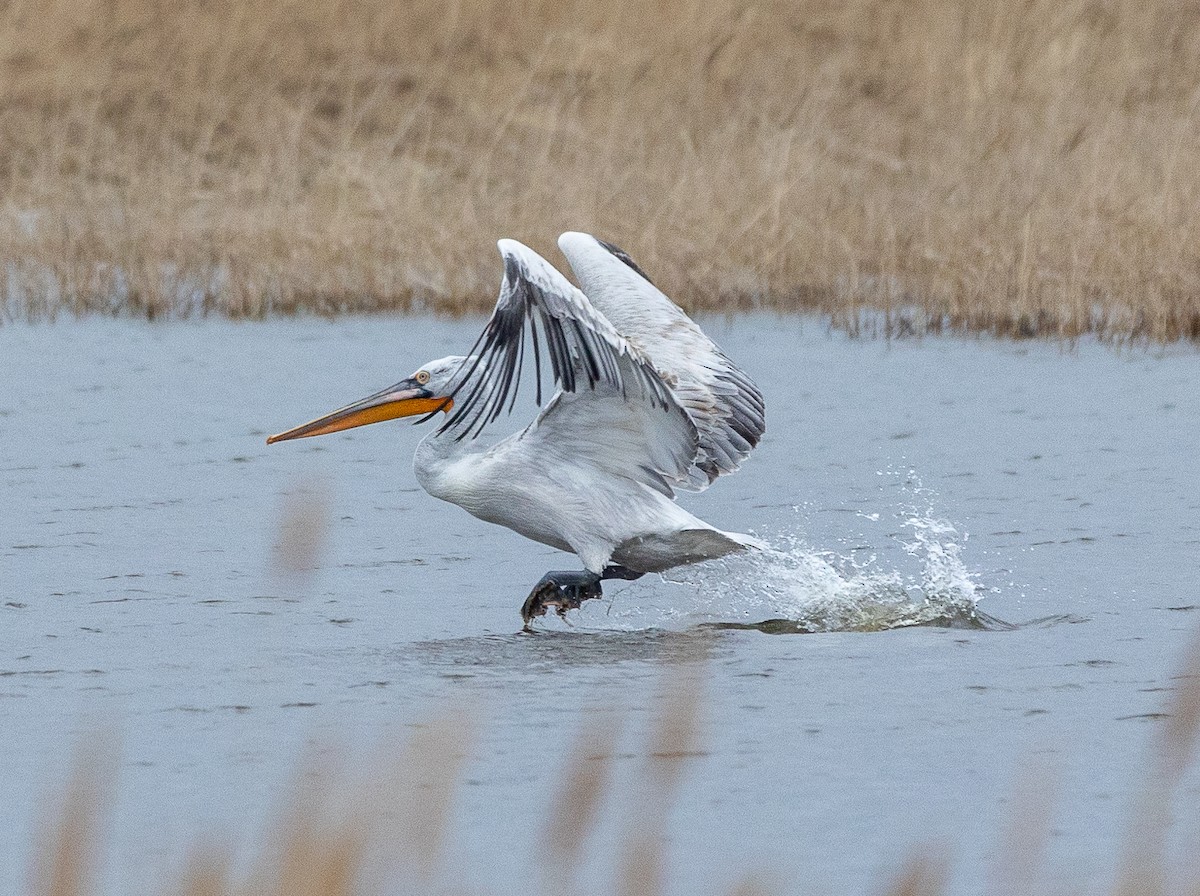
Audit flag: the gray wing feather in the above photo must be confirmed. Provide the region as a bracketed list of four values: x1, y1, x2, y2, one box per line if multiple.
[557, 231, 766, 491]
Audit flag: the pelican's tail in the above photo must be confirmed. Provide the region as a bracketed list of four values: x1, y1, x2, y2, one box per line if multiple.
[721, 529, 769, 552]
[612, 527, 764, 574]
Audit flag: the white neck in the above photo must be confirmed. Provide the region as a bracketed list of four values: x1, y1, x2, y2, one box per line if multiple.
[411, 421, 492, 504]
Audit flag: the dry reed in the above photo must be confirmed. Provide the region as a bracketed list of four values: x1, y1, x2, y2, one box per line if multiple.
[29, 732, 118, 896]
[2, 0, 1199, 339]
[540, 710, 621, 896]
[271, 480, 332, 582]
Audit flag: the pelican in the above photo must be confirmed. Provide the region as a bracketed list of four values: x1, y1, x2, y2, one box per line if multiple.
[268, 233, 766, 629]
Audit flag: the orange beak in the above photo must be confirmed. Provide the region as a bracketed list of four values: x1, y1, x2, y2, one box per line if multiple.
[267, 379, 453, 444]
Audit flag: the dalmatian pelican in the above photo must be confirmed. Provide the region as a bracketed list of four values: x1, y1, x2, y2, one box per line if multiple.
[268, 232, 765, 629]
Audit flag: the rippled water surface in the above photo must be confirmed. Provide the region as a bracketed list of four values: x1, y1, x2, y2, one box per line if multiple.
[3, 317, 1199, 894]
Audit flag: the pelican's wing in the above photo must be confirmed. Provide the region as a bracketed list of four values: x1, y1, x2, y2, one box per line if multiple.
[557, 231, 766, 491]
[442, 240, 697, 494]
[520, 382, 698, 498]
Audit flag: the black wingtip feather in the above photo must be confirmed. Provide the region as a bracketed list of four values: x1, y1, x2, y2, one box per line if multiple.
[597, 239, 655, 285]
[438, 241, 683, 444]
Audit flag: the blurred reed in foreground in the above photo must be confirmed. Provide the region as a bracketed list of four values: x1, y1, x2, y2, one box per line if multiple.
[2, 0, 1199, 340]
[26, 629, 1200, 896]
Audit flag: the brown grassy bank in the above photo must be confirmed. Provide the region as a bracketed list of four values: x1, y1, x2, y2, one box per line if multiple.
[2, 0, 1199, 339]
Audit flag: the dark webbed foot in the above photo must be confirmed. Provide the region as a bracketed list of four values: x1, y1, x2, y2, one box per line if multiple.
[519, 566, 648, 631]
[521, 570, 603, 631]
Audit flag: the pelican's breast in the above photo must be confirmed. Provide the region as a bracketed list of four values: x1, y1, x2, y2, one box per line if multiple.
[413, 435, 575, 554]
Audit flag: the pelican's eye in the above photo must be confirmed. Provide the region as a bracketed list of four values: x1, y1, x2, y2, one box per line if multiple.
[415, 370, 431, 385]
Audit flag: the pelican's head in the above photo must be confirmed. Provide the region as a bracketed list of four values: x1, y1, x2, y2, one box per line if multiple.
[266, 356, 467, 445]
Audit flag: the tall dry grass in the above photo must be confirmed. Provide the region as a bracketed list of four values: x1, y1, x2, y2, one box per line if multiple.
[2, 0, 1199, 339]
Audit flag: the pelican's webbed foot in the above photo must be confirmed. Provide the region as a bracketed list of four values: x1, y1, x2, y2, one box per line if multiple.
[521, 570, 603, 631]
[520, 566, 647, 631]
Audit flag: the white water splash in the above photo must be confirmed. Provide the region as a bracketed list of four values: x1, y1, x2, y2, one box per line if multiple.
[641, 472, 986, 633]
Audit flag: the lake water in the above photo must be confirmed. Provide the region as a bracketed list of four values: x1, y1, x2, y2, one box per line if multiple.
[3, 316, 1199, 895]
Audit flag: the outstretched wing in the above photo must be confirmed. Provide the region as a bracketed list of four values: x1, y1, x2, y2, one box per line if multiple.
[442, 240, 697, 495]
[556, 231, 766, 491]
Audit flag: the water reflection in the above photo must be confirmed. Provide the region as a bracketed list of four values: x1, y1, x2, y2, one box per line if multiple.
[401, 628, 722, 677]
[701, 608, 1087, 635]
